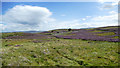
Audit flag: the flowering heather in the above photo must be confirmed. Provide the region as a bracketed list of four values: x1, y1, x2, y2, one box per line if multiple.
[54, 26, 120, 42]
[1, 26, 119, 66]
[2, 26, 119, 42]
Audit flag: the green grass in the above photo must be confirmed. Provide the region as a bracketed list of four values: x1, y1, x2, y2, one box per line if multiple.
[112, 36, 120, 39]
[2, 32, 24, 38]
[101, 27, 119, 29]
[43, 31, 74, 36]
[95, 32, 115, 36]
[90, 30, 102, 33]
[1, 26, 119, 66]
[1, 38, 119, 66]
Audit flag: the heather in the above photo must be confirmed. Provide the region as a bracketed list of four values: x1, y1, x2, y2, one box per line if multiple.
[1, 26, 119, 66]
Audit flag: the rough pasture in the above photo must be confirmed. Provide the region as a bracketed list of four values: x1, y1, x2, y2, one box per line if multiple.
[1, 26, 119, 66]
[1, 38, 119, 66]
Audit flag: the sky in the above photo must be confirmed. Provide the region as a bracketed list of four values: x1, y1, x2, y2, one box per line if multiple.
[0, 1, 118, 32]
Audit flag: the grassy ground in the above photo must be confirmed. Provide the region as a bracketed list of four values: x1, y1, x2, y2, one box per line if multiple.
[1, 26, 119, 66]
[1, 38, 119, 66]
[2, 32, 24, 39]
[95, 32, 115, 36]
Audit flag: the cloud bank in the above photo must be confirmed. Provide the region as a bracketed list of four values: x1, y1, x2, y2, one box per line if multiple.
[83, 11, 118, 27]
[2, 5, 55, 31]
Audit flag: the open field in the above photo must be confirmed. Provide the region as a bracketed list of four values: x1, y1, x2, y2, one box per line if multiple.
[1, 26, 120, 66]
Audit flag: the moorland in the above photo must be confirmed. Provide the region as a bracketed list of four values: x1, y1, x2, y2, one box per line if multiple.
[1, 26, 120, 66]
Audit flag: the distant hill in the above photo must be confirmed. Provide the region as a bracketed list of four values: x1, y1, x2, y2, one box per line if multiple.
[2, 26, 120, 42]
[21, 31, 43, 33]
[41, 26, 119, 42]
[2, 31, 43, 33]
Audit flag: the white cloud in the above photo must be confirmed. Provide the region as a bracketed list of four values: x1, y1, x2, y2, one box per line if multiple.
[99, 3, 118, 10]
[109, 11, 117, 14]
[0, 24, 6, 32]
[98, 0, 118, 10]
[83, 11, 118, 27]
[0, 24, 2, 32]
[44, 20, 81, 30]
[49, 11, 118, 29]
[102, 4, 114, 9]
[81, 16, 91, 21]
[2, 5, 55, 31]
[98, 0, 119, 3]
[82, 18, 86, 21]
[112, 2, 118, 6]
[2, 5, 86, 32]
[54, 11, 118, 29]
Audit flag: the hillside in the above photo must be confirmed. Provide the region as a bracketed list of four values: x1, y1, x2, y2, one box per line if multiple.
[47, 26, 120, 42]
[1, 26, 120, 66]
[2, 26, 120, 42]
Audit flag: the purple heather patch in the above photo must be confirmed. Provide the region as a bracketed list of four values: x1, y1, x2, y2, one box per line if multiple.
[14, 45, 23, 47]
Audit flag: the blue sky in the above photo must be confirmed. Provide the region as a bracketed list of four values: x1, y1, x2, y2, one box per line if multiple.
[2, 2, 115, 20]
[1, 2, 118, 32]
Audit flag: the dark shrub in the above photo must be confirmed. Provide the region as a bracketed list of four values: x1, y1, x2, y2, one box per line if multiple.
[51, 31, 54, 32]
[68, 28, 72, 31]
